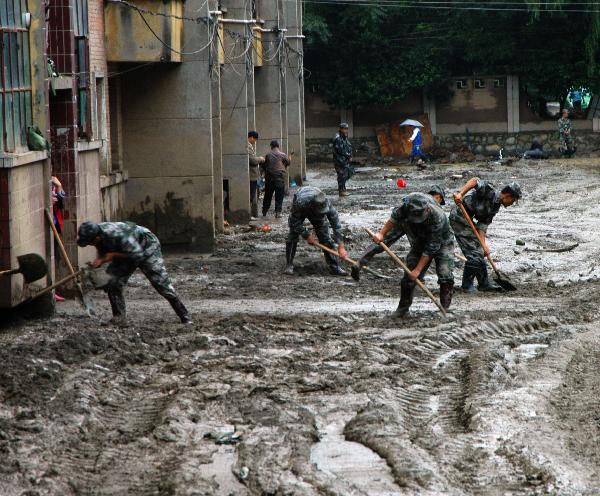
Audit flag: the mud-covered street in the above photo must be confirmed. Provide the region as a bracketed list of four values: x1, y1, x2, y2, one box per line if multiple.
[3, 159, 600, 495]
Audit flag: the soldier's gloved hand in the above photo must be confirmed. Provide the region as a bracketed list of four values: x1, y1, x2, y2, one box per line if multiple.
[373, 232, 384, 244]
[306, 233, 317, 246]
[91, 258, 106, 269]
[338, 244, 348, 260]
[482, 243, 491, 257]
[453, 192, 463, 204]
[407, 268, 420, 281]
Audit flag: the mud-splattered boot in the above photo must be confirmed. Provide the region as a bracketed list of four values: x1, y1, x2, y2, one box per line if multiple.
[284, 241, 297, 275]
[476, 265, 501, 292]
[107, 289, 128, 326]
[390, 280, 415, 318]
[439, 282, 453, 311]
[324, 252, 347, 276]
[168, 297, 193, 324]
[351, 246, 379, 281]
[461, 265, 478, 293]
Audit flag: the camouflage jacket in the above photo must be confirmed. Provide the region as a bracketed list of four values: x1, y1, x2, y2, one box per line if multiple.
[459, 179, 501, 233]
[332, 133, 352, 168]
[390, 192, 453, 256]
[96, 222, 160, 263]
[289, 187, 344, 243]
[558, 117, 572, 136]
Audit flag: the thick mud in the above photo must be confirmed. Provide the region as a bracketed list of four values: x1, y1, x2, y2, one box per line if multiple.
[3, 158, 600, 495]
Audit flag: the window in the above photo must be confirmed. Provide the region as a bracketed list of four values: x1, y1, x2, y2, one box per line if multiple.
[455, 79, 467, 90]
[493, 78, 504, 88]
[474, 79, 486, 89]
[0, 0, 32, 153]
[73, 0, 90, 139]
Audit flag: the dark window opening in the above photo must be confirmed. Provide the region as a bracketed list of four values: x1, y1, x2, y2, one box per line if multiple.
[474, 79, 486, 89]
[455, 79, 467, 90]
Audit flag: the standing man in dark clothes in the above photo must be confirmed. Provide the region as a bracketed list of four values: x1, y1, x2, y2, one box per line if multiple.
[333, 123, 353, 197]
[77, 221, 192, 325]
[285, 186, 348, 276]
[261, 140, 291, 218]
[248, 131, 265, 219]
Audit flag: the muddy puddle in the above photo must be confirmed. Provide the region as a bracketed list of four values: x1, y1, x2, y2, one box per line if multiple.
[3, 158, 600, 494]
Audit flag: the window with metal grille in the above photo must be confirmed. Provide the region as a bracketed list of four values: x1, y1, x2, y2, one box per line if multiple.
[74, 0, 90, 138]
[0, 0, 32, 153]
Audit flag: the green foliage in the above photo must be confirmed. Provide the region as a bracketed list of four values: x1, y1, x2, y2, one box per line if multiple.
[304, 1, 600, 109]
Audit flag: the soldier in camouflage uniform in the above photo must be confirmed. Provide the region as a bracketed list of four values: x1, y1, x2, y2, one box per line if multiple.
[77, 221, 192, 324]
[558, 109, 575, 157]
[372, 192, 455, 317]
[450, 178, 522, 293]
[285, 186, 348, 276]
[351, 185, 446, 280]
[333, 123, 353, 197]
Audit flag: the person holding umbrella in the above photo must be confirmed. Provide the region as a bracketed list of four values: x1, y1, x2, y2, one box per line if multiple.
[401, 119, 426, 167]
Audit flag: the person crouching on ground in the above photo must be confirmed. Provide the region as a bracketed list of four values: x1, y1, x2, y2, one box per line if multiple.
[450, 178, 521, 293]
[77, 221, 192, 325]
[285, 186, 348, 276]
[372, 192, 455, 317]
[261, 140, 291, 218]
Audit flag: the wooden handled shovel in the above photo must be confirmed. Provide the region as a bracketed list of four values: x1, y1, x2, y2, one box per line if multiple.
[364, 228, 447, 317]
[45, 209, 97, 316]
[312, 241, 391, 280]
[453, 199, 516, 291]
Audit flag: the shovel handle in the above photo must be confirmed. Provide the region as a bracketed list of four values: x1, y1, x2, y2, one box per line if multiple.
[454, 199, 500, 274]
[365, 228, 447, 316]
[20, 270, 84, 304]
[0, 268, 18, 277]
[312, 240, 358, 266]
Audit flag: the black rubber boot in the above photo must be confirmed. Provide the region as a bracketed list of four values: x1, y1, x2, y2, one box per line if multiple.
[324, 252, 347, 276]
[168, 297, 193, 324]
[461, 265, 478, 293]
[476, 264, 501, 292]
[107, 290, 127, 325]
[284, 241, 297, 275]
[440, 282, 454, 311]
[391, 280, 415, 318]
[351, 246, 379, 280]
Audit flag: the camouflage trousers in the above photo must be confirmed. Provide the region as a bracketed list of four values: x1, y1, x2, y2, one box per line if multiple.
[403, 241, 454, 287]
[334, 164, 351, 191]
[287, 216, 336, 249]
[449, 209, 485, 270]
[104, 249, 178, 300]
[559, 134, 575, 155]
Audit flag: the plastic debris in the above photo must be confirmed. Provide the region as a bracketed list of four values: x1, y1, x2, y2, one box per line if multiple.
[203, 431, 242, 445]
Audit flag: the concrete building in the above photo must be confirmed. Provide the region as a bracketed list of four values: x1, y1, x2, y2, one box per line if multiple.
[105, 0, 306, 251]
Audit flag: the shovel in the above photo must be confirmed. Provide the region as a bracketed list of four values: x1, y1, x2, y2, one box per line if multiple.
[312, 241, 392, 280]
[365, 228, 447, 317]
[45, 209, 97, 316]
[454, 199, 517, 291]
[0, 253, 48, 283]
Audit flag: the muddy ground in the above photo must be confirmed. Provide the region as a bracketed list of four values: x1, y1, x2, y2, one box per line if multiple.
[3, 158, 600, 495]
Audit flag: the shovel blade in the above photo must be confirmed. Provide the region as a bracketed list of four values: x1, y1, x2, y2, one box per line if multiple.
[16, 253, 48, 283]
[494, 271, 517, 291]
[351, 265, 361, 281]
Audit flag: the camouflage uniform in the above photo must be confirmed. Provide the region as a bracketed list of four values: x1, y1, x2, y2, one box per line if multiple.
[286, 186, 346, 275]
[332, 132, 353, 193]
[449, 180, 500, 291]
[86, 222, 190, 323]
[389, 193, 455, 315]
[558, 117, 575, 156]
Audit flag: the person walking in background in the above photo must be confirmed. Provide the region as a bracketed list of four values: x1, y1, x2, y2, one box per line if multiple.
[261, 140, 291, 218]
[248, 131, 265, 219]
[333, 123, 353, 197]
[558, 109, 575, 157]
[408, 124, 426, 167]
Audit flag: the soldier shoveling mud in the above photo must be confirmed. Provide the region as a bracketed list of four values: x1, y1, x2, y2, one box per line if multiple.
[285, 186, 348, 276]
[352, 185, 446, 281]
[372, 192, 455, 318]
[451, 178, 521, 293]
[77, 221, 192, 325]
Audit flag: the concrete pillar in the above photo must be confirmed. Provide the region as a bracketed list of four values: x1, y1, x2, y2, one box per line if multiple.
[121, 0, 216, 252]
[210, 0, 224, 233]
[255, 0, 288, 175]
[507, 75, 520, 133]
[219, 1, 253, 224]
[423, 92, 437, 136]
[284, 0, 305, 185]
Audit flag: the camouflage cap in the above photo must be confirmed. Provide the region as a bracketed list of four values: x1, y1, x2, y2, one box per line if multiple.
[77, 221, 101, 247]
[401, 194, 432, 223]
[312, 190, 329, 214]
[427, 184, 446, 205]
[339, 122, 349, 129]
[502, 182, 522, 200]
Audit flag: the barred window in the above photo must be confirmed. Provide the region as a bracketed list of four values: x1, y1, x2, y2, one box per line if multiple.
[0, 0, 32, 153]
